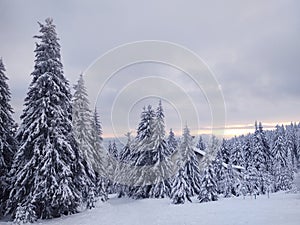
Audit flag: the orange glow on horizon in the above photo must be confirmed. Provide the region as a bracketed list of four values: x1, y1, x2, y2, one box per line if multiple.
[102, 121, 297, 139]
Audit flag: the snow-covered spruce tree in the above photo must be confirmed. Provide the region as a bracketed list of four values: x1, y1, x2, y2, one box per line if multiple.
[251, 121, 272, 194]
[213, 146, 224, 194]
[90, 108, 105, 161]
[72, 74, 96, 170]
[128, 105, 156, 199]
[0, 58, 16, 217]
[219, 139, 231, 164]
[242, 134, 252, 170]
[112, 141, 118, 159]
[214, 144, 238, 197]
[241, 133, 256, 195]
[86, 188, 96, 210]
[272, 126, 286, 163]
[167, 128, 178, 156]
[6, 18, 87, 219]
[296, 124, 300, 168]
[107, 140, 119, 194]
[171, 168, 192, 204]
[284, 125, 296, 186]
[205, 135, 220, 161]
[196, 136, 206, 152]
[219, 162, 235, 197]
[119, 132, 132, 163]
[90, 108, 108, 201]
[229, 137, 246, 195]
[230, 137, 245, 167]
[107, 140, 118, 159]
[13, 203, 36, 225]
[285, 123, 298, 170]
[198, 163, 218, 203]
[272, 125, 293, 191]
[91, 107, 103, 143]
[96, 175, 108, 202]
[178, 125, 201, 196]
[245, 164, 260, 197]
[72, 74, 97, 206]
[148, 100, 173, 198]
[214, 138, 231, 193]
[219, 159, 244, 197]
[115, 132, 132, 198]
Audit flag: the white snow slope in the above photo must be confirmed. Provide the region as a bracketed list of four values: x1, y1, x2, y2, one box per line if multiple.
[1, 192, 299, 225]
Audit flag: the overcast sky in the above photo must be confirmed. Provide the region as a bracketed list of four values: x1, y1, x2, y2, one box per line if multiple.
[0, 0, 299, 138]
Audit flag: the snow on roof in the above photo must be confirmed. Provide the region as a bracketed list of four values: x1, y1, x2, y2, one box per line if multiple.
[193, 148, 206, 156]
[233, 165, 245, 170]
[222, 162, 245, 170]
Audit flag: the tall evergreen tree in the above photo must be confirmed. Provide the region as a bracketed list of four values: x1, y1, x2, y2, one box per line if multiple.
[213, 145, 224, 194]
[251, 121, 272, 194]
[272, 126, 287, 168]
[90, 108, 108, 200]
[245, 164, 260, 196]
[214, 138, 243, 197]
[112, 141, 119, 159]
[167, 128, 177, 156]
[72, 74, 99, 207]
[116, 132, 132, 198]
[128, 102, 173, 199]
[128, 105, 156, 199]
[178, 125, 201, 196]
[72, 74, 96, 171]
[196, 136, 206, 152]
[205, 135, 220, 163]
[242, 134, 252, 170]
[0, 58, 16, 217]
[198, 163, 218, 203]
[272, 125, 293, 191]
[107, 140, 118, 159]
[230, 137, 245, 167]
[6, 18, 88, 219]
[171, 168, 192, 204]
[296, 124, 300, 168]
[90, 109, 105, 159]
[91, 107, 103, 143]
[107, 140, 118, 194]
[119, 132, 132, 163]
[219, 162, 235, 197]
[285, 123, 298, 170]
[219, 139, 231, 164]
[148, 100, 173, 198]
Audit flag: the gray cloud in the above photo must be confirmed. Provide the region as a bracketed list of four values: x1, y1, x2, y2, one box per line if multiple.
[0, 0, 299, 136]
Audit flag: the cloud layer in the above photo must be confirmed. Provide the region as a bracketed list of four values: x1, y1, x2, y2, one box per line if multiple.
[0, 0, 299, 137]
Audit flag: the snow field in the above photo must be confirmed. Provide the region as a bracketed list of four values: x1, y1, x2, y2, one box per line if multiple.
[10, 192, 298, 225]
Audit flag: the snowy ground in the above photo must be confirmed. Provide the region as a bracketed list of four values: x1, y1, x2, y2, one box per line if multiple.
[1, 192, 298, 225]
[2, 173, 299, 225]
